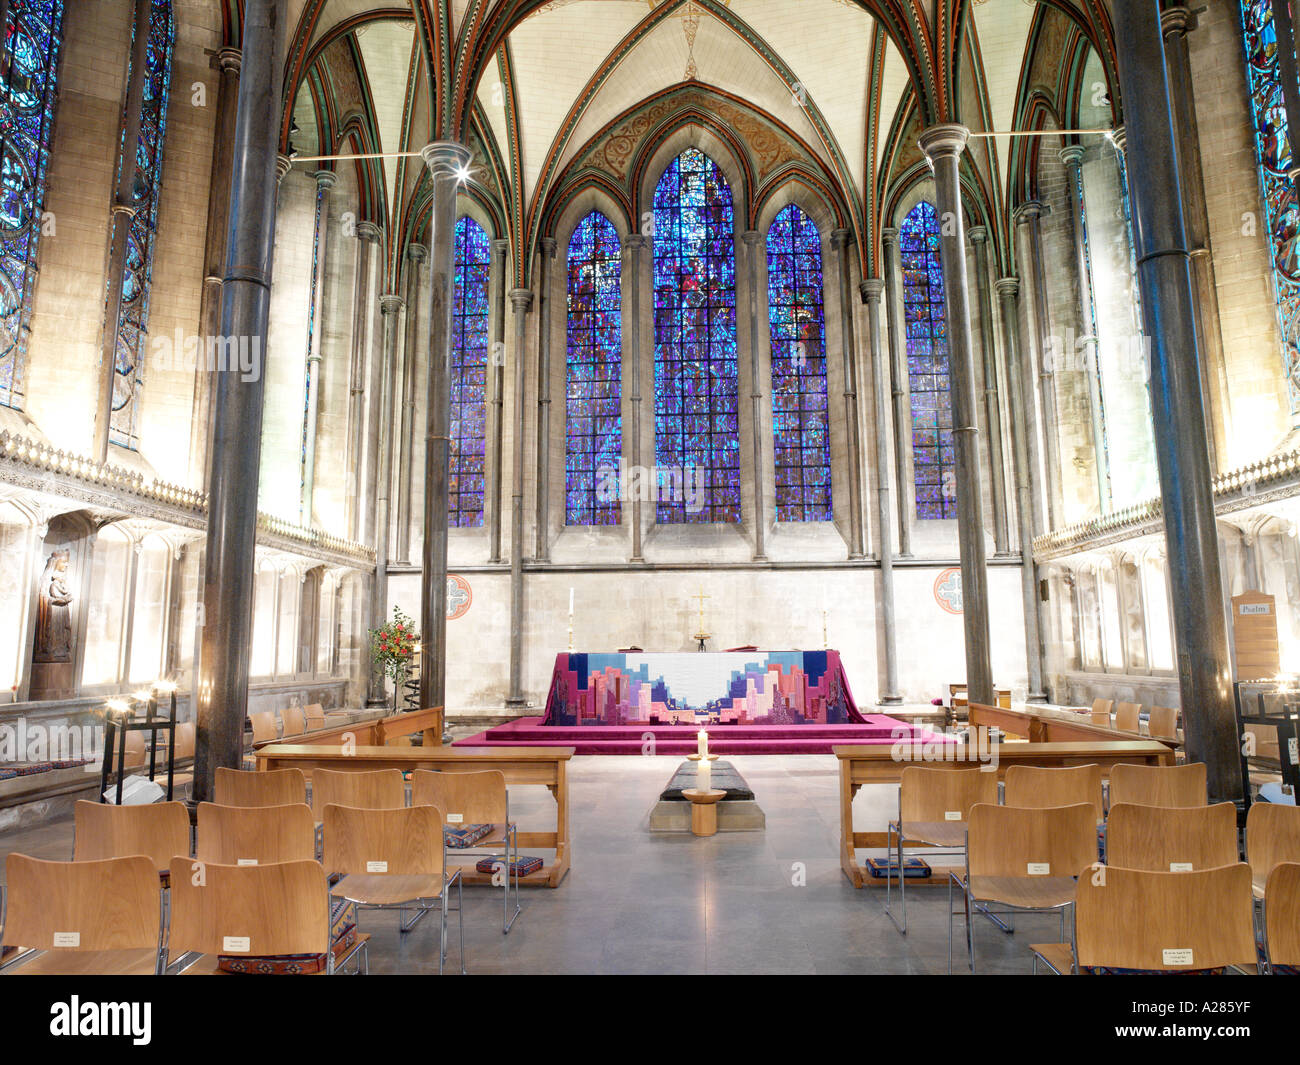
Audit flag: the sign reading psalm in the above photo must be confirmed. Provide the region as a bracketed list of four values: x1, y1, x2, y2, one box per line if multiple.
[543, 651, 863, 726]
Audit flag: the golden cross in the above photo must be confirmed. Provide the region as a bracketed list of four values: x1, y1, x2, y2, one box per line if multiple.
[695, 585, 710, 632]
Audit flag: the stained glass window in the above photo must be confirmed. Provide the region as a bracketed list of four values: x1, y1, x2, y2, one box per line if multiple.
[108, 0, 174, 450]
[1242, 0, 1300, 411]
[900, 200, 955, 519]
[652, 148, 740, 523]
[0, 1, 63, 410]
[565, 211, 622, 525]
[450, 215, 491, 527]
[766, 203, 831, 521]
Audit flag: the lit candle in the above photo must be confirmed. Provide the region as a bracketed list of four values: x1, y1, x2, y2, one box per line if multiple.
[697, 729, 708, 759]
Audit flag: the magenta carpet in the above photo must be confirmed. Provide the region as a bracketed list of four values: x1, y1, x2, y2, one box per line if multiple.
[453, 714, 927, 756]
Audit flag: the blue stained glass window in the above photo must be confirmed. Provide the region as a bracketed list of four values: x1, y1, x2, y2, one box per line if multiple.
[652, 148, 740, 523]
[108, 0, 173, 450]
[0, 1, 63, 410]
[1241, 0, 1300, 411]
[450, 215, 491, 527]
[766, 203, 831, 521]
[900, 200, 955, 520]
[565, 211, 622, 526]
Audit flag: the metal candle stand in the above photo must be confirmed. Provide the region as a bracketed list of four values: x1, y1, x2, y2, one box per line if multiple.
[99, 685, 178, 804]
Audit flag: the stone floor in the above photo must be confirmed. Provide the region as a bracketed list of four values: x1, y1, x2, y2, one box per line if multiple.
[0, 754, 1065, 975]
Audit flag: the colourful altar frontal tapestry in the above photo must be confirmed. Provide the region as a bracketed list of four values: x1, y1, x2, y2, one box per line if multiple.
[543, 651, 863, 727]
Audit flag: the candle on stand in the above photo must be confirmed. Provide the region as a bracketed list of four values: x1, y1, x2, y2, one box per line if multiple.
[696, 757, 711, 793]
[697, 729, 708, 759]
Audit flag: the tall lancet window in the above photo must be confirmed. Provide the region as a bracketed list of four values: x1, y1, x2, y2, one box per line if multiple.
[107, 0, 173, 450]
[900, 200, 955, 519]
[449, 215, 491, 527]
[766, 203, 831, 521]
[1242, 0, 1300, 410]
[565, 211, 622, 525]
[0, 1, 63, 410]
[652, 147, 740, 523]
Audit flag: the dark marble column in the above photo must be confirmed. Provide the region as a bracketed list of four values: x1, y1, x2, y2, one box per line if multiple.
[623, 233, 647, 561]
[507, 288, 534, 708]
[193, 0, 285, 803]
[301, 169, 336, 523]
[1110, 0, 1240, 804]
[742, 230, 769, 560]
[967, 226, 1010, 554]
[880, 227, 913, 557]
[832, 230, 865, 560]
[919, 124, 994, 706]
[396, 242, 426, 564]
[535, 237, 556, 561]
[488, 238, 508, 564]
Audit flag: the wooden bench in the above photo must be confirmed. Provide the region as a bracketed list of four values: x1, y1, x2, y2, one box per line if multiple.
[967, 702, 1183, 748]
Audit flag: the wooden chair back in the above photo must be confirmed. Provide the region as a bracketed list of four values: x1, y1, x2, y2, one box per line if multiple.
[304, 703, 326, 730]
[1106, 802, 1239, 872]
[1114, 702, 1142, 733]
[1075, 863, 1257, 971]
[1109, 762, 1207, 808]
[311, 768, 405, 818]
[123, 730, 147, 768]
[411, 769, 506, 824]
[1090, 709, 1112, 728]
[1264, 863, 1300, 967]
[249, 710, 278, 745]
[195, 803, 317, 866]
[1248, 802, 1300, 888]
[967, 803, 1097, 880]
[1148, 706, 1179, 741]
[1003, 764, 1104, 822]
[323, 804, 444, 878]
[172, 721, 195, 761]
[3, 853, 161, 952]
[898, 766, 998, 824]
[281, 705, 307, 738]
[167, 857, 329, 959]
[214, 766, 307, 808]
[1091, 697, 1114, 718]
[73, 799, 191, 872]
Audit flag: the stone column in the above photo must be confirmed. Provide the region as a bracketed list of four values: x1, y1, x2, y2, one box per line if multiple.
[1110, 0, 1240, 804]
[997, 277, 1047, 700]
[396, 243, 426, 564]
[93, 0, 152, 465]
[488, 238, 508, 564]
[190, 46, 241, 487]
[832, 230, 865, 559]
[860, 278, 901, 703]
[1163, 6, 1233, 470]
[366, 294, 405, 707]
[507, 288, 534, 708]
[417, 142, 473, 713]
[918, 124, 994, 706]
[535, 238, 556, 561]
[880, 227, 913, 557]
[967, 226, 1010, 554]
[301, 169, 336, 523]
[193, 0, 285, 803]
[623, 233, 647, 561]
[346, 221, 379, 541]
[742, 230, 769, 559]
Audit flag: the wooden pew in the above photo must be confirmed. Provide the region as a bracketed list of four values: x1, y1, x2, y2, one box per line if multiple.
[374, 705, 443, 748]
[255, 743, 574, 887]
[834, 738, 1175, 888]
[967, 702, 1183, 748]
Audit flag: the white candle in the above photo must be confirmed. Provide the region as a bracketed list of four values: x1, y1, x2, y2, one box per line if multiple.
[697, 758, 711, 793]
[697, 729, 708, 759]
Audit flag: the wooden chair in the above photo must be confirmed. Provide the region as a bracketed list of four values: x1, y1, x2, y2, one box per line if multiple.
[1089, 709, 1112, 728]
[1105, 802, 1238, 872]
[166, 857, 367, 975]
[1247, 802, 1300, 900]
[72, 799, 191, 880]
[172, 722, 195, 760]
[1090, 698, 1114, 723]
[1148, 706, 1179, 741]
[887, 766, 998, 933]
[249, 710, 278, 745]
[1263, 862, 1300, 973]
[310, 768, 405, 821]
[195, 803, 317, 866]
[1114, 702, 1141, 733]
[1032, 864, 1257, 974]
[304, 703, 326, 730]
[1108, 762, 1207, 808]
[412, 769, 520, 933]
[0, 854, 165, 975]
[1003, 764, 1104, 823]
[123, 729, 147, 768]
[324, 804, 464, 973]
[951, 803, 1097, 972]
[214, 766, 307, 808]
[281, 705, 307, 738]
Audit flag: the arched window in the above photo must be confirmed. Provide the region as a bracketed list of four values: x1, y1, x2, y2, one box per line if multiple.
[652, 147, 740, 523]
[766, 203, 831, 521]
[0, 1, 64, 410]
[900, 200, 955, 520]
[1241, 0, 1300, 410]
[108, 0, 174, 450]
[449, 215, 491, 527]
[565, 211, 622, 525]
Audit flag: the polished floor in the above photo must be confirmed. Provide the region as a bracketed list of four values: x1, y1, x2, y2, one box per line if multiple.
[0, 754, 1061, 975]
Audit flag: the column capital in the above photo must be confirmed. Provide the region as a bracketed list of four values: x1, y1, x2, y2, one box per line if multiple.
[216, 47, 242, 75]
[1012, 200, 1043, 226]
[540, 236, 557, 257]
[419, 141, 473, 178]
[491, 238, 509, 255]
[859, 278, 885, 303]
[622, 233, 648, 251]
[968, 225, 989, 245]
[509, 288, 533, 313]
[356, 220, 381, 243]
[1109, 126, 1127, 156]
[918, 123, 970, 161]
[275, 154, 293, 184]
[829, 227, 852, 250]
[881, 226, 899, 247]
[312, 169, 337, 192]
[406, 242, 428, 262]
[741, 229, 763, 246]
[380, 294, 405, 314]
[1161, 5, 1195, 38]
[1058, 144, 1086, 169]
[995, 276, 1020, 299]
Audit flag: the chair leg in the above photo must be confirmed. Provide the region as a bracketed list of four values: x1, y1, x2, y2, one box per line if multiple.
[947, 875, 954, 974]
[459, 876, 466, 975]
[964, 885, 975, 972]
[439, 899, 447, 976]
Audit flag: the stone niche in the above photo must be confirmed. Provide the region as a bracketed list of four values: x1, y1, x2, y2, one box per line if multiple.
[28, 513, 93, 701]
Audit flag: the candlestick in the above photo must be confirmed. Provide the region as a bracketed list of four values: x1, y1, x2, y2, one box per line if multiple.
[697, 729, 708, 759]
[696, 758, 711, 793]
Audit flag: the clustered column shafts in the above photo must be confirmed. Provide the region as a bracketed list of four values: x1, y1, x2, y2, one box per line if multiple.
[742, 230, 768, 560]
[396, 242, 427, 564]
[535, 238, 556, 561]
[347, 221, 380, 542]
[623, 233, 647, 562]
[1012, 205, 1050, 540]
[832, 229, 865, 561]
[507, 288, 534, 708]
[879, 227, 913, 558]
[488, 239, 508, 564]
[967, 226, 1010, 555]
[301, 169, 337, 525]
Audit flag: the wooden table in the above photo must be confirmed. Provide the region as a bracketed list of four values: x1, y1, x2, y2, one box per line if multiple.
[255, 744, 575, 887]
[834, 739, 1176, 887]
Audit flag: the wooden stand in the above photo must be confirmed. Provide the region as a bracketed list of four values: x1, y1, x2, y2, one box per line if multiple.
[682, 788, 725, 836]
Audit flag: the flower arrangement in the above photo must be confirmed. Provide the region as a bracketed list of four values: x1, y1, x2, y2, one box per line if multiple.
[369, 606, 420, 692]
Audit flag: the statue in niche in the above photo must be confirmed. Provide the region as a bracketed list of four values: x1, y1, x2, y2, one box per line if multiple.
[33, 550, 74, 663]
